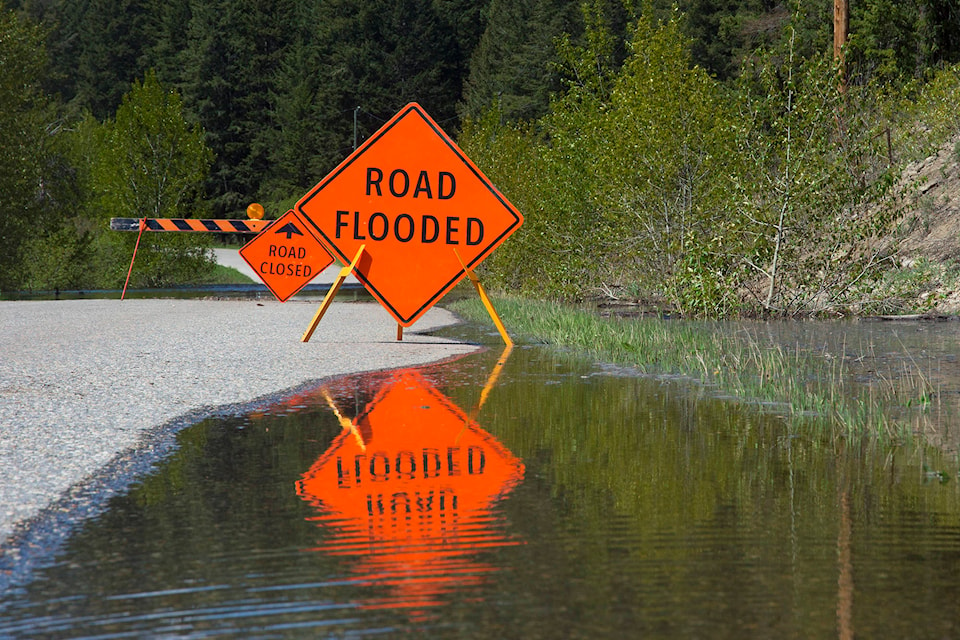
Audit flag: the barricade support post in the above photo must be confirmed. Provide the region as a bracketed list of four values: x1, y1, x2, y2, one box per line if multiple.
[121, 218, 146, 301]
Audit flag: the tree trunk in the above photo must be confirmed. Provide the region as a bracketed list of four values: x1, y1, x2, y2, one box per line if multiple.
[834, 0, 849, 90]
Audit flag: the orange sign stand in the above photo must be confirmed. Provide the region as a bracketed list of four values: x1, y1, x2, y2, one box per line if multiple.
[239, 209, 334, 303]
[295, 102, 523, 340]
[453, 249, 513, 347]
[301, 244, 367, 342]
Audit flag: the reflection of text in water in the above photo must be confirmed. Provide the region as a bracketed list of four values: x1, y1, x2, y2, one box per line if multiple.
[336, 446, 487, 487]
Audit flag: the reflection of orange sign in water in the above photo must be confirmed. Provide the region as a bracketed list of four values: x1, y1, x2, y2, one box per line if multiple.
[296, 367, 524, 613]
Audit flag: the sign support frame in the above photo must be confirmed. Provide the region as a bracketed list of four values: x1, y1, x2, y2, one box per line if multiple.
[115, 211, 269, 301]
[302, 244, 367, 343]
[454, 249, 513, 347]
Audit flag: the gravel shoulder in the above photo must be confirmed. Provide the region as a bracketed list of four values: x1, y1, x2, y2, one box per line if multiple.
[0, 298, 474, 547]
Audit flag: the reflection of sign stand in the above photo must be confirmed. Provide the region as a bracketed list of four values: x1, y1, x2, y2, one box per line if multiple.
[474, 344, 512, 416]
[301, 244, 367, 342]
[321, 388, 367, 451]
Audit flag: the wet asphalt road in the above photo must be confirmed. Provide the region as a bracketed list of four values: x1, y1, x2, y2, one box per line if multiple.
[0, 299, 473, 547]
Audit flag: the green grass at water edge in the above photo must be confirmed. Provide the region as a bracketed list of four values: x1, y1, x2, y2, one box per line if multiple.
[448, 296, 934, 439]
[198, 264, 255, 285]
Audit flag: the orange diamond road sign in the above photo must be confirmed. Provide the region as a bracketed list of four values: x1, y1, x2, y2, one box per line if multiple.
[239, 209, 334, 302]
[296, 102, 523, 326]
[296, 368, 524, 611]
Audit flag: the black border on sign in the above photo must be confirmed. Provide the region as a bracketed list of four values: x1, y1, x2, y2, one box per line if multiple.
[295, 103, 523, 326]
[239, 210, 333, 303]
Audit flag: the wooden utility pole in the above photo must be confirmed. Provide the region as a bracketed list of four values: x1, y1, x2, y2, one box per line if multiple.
[834, 0, 849, 91]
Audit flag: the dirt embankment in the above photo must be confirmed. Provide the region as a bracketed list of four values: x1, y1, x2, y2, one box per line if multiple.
[887, 134, 960, 312]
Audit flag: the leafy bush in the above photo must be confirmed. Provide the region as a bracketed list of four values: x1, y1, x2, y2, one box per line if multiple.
[462, 8, 935, 317]
[72, 71, 216, 288]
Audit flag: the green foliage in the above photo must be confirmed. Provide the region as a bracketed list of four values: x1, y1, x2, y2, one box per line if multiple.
[93, 70, 212, 220]
[43, 0, 153, 120]
[310, 0, 464, 163]
[0, 4, 91, 292]
[465, 4, 956, 317]
[678, 0, 790, 80]
[464, 13, 746, 312]
[904, 63, 960, 156]
[732, 24, 922, 315]
[174, 0, 295, 217]
[460, 112, 592, 299]
[16, 221, 92, 291]
[847, 0, 960, 82]
[0, 6, 48, 289]
[593, 15, 744, 311]
[258, 2, 329, 209]
[80, 71, 216, 287]
[461, 0, 581, 122]
[854, 258, 956, 315]
[6, 0, 960, 302]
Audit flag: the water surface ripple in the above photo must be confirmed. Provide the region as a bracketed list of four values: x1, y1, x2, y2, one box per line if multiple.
[2, 325, 960, 638]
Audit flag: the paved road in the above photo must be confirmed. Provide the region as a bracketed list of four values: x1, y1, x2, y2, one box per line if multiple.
[0, 299, 472, 548]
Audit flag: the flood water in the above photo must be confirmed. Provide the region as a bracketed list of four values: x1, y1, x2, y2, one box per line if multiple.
[2, 321, 960, 638]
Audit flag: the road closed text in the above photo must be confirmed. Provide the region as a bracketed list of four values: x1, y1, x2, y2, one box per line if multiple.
[259, 244, 313, 277]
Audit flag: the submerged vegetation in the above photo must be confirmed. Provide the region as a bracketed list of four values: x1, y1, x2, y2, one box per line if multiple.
[450, 296, 954, 443]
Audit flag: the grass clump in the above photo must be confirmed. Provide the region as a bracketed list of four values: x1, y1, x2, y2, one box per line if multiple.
[197, 264, 255, 285]
[449, 295, 941, 439]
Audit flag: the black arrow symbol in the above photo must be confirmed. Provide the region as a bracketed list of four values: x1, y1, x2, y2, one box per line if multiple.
[275, 222, 303, 240]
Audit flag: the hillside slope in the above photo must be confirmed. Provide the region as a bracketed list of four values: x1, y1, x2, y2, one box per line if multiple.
[888, 134, 960, 313]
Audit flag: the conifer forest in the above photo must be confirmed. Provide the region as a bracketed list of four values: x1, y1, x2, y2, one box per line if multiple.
[2, 0, 959, 315]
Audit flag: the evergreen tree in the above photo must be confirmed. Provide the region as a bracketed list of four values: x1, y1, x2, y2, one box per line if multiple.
[0, 5, 51, 288]
[679, 0, 786, 80]
[177, 0, 293, 217]
[849, 0, 960, 81]
[260, 0, 329, 208]
[925, 0, 960, 67]
[311, 0, 463, 172]
[144, 0, 192, 87]
[434, 0, 490, 102]
[461, 0, 581, 122]
[47, 0, 153, 119]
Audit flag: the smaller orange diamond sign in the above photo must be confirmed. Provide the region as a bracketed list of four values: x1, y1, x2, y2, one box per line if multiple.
[240, 209, 334, 302]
